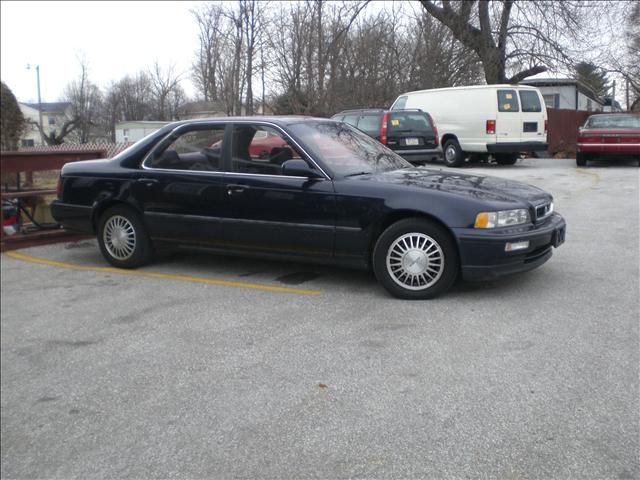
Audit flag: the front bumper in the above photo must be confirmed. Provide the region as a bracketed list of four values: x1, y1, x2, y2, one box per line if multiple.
[487, 142, 548, 153]
[453, 212, 566, 281]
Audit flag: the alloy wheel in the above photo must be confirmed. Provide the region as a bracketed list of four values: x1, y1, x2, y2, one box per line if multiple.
[386, 232, 444, 290]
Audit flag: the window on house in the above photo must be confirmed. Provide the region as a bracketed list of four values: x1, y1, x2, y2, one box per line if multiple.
[21, 139, 35, 147]
[48, 116, 56, 125]
[542, 94, 560, 109]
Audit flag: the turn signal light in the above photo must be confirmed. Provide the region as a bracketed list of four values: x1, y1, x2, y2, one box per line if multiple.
[544, 119, 548, 134]
[486, 120, 496, 134]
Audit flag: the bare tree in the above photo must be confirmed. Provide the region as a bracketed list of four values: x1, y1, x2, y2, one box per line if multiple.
[117, 72, 153, 121]
[419, 0, 593, 84]
[192, 3, 226, 102]
[239, 0, 267, 115]
[62, 56, 103, 143]
[148, 61, 182, 120]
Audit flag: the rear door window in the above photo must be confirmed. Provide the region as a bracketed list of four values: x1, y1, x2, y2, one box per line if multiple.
[388, 112, 434, 135]
[357, 114, 381, 136]
[145, 125, 225, 171]
[519, 91, 542, 112]
[497, 90, 520, 112]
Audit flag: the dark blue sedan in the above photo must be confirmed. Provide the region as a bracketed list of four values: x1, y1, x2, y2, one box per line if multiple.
[51, 117, 566, 299]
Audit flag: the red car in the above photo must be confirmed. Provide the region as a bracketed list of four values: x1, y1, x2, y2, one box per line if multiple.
[576, 113, 640, 166]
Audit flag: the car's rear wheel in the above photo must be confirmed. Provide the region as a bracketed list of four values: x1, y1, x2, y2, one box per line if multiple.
[495, 154, 518, 165]
[372, 218, 459, 299]
[443, 139, 465, 167]
[97, 205, 153, 268]
[576, 152, 587, 167]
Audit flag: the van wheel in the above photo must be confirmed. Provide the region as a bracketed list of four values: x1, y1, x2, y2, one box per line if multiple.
[495, 154, 518, 165]
[576, 152, 587, 167]
[97, 205, 153, 268]
[372, 218, 459, 299]
[443, 139, 464, 167]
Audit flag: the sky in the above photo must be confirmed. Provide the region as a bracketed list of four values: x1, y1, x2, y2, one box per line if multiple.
[1, 1, 205, 103]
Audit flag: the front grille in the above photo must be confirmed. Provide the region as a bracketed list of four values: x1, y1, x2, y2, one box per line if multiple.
[535, 202, 553, 221]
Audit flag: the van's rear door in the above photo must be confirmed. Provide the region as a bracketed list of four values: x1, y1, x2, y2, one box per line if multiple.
[495, 89, 522, 144]
[518, 89, 545, 143]
[386, 111, 437, 150]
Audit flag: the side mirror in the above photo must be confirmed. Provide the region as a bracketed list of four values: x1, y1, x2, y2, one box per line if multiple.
[282, 159, 323, 178]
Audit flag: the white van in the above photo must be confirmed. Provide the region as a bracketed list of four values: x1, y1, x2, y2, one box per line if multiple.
[391, 85, 548, 167]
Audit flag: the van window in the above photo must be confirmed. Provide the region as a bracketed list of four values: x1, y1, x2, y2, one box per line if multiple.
[519, 91, 542, 112]
[392, 96, 408, 110]
[497, 90, 520, 112]
[357, 115, 381, 135]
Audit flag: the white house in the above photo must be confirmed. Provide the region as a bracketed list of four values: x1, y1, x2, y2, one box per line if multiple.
[520, 78, 605, 111]
[115, 121, 169, 143]
[19, 101, 72, 146]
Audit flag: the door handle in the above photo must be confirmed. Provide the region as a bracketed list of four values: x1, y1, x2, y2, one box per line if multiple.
[226, 184, 249, 195]
[137, 177, 159, 185]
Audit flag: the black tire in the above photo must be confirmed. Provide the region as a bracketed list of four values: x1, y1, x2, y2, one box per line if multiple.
[495, 154, 518, 165]
[97, 204, 153, 268]
[443, 139, 465, 167]
[576, 152, 587, 167]
[372, 218, 459, 299]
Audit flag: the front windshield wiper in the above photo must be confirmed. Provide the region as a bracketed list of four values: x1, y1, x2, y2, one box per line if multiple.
[344, 171, 373, 177]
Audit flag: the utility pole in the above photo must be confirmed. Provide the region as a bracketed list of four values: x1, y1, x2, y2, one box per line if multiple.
[27, 64, 44, 145]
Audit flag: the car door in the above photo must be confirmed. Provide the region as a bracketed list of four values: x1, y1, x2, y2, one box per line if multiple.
[134, 122, 229, 246]
[495, 89, 522, 145]
[518, 89, 546, 143]
[221, 122, 336, 258]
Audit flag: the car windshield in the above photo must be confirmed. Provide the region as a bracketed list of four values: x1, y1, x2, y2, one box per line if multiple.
[585, 115, 640, 129]
[288, 121, 411, 176]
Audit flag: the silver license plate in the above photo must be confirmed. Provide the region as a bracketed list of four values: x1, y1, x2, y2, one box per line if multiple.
[405, 138, 419, 146]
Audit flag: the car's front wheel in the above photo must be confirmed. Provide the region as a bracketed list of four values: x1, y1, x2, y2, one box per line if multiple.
[97, 205, 153, 268]
[372, 218, 459, 299]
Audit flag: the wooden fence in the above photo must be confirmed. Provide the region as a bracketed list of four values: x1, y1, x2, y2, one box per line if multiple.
[546, 108, 593, 155]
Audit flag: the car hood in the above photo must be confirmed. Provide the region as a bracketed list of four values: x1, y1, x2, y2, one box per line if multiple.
[365, 167, 552, 205]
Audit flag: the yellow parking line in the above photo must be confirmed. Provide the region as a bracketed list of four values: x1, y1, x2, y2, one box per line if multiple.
[4, 251, 322, 296]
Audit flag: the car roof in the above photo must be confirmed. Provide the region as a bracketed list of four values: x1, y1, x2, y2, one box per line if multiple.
[162, 116, 334, 130]
[333, 108, 425, 115]
[397, 84, 540, 96]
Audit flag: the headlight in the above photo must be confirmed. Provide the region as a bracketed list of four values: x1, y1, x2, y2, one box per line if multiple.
[474, 209, 531, 228]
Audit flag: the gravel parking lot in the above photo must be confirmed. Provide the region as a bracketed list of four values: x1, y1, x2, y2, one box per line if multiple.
[1, 158, 638, 479]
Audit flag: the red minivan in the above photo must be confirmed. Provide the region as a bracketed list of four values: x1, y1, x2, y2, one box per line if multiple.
[576, 114, 640, 166]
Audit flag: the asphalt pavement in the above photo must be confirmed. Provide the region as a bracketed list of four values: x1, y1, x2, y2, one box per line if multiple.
[1, 158, 638, 479]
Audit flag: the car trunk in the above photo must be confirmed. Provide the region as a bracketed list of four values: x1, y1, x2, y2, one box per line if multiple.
[386, 112, 437, 150]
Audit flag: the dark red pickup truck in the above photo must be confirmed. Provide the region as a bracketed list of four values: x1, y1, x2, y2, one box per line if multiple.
[576, 114, 640, 166]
